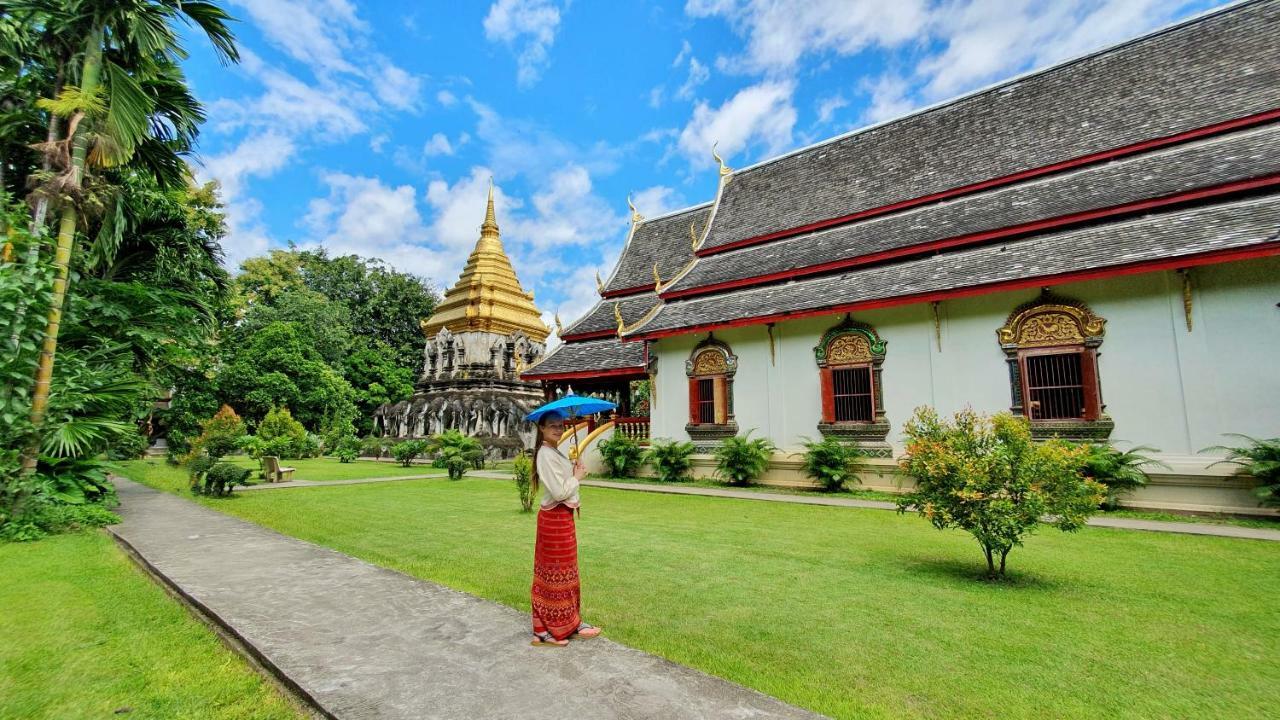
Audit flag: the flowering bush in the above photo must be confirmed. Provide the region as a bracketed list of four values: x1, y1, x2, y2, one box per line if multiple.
[897, 407, 1103, 579]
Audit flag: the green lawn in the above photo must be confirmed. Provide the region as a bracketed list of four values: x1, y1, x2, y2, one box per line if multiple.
[0, 531, 303, 720]
[224, 456, 447, 482]
[115, 461, 1280, 719]
[594, 473, 904, 502]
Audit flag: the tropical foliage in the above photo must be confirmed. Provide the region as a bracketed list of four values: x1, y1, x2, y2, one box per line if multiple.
[646, 439, 695, 483]
[597, 433, 646, 478]
[795, 436, 864, 492]
[713, 432, 776, 486]
[429, 430, 484, 479]
[897, 407, 1104, 579]
[391, 440, 429, 468]
[1207, 435, 1280, 507]
[1077, 443, 1167, 509]
[513, 452, 535, 512]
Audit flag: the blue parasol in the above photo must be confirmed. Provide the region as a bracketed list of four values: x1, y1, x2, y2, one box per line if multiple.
[525, 394, 618, 458]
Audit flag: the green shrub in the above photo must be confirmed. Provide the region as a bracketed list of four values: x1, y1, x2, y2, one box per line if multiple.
[185, 405, 245, 461]
[795, 436, 863, 492]
[300, 432, 323, 458]
[257, 407, 308, 459]
[647, 439, 695, 483]
[434, 447, 471, 480]
[897, 407, 1103, 579]
[513, 452, 535, 512]
[199, 462, 251, 497]
[333, 435, 361, 463]
[106, 426, 150, 460]
[392, 439, 429, 467]
[360, 436, 389, 459]
[1207, 435, 1280, 506]
[598, 434, 646, 478]
[185, 454, 218, 490]
[1078, 443, 1167, 509]
[429, 430, 484, 471]
[0, 498, 120, 543]
[714, 432, 776, 486]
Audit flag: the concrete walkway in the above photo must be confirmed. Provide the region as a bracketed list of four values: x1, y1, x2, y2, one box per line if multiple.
[108, 477, 825, 720]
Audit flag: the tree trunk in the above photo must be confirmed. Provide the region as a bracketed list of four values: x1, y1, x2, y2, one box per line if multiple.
[31, 60, 66, 235]
[983, 544, 995, 577]
[17, 28, 103, 480]
[999, 550, 1008, 577]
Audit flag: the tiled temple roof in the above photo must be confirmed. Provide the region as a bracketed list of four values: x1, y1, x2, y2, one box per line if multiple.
[626, 195, 1280, 338]
[662, 123, 1280, 297]
[561, 292, 660, 339]
[698, 0, 1280, 255]
[521, 337, 646, 379]
[602, 203, 711, 295]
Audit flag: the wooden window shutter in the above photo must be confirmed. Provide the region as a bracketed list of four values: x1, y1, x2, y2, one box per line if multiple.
[1081, 349, 1100, 421]
[819, 367, 835, 423]
[688, 378, 700, 424]
[713, 376, 728, 424]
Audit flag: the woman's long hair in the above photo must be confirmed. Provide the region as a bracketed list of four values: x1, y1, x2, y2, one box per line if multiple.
[529, 412, 563, 496]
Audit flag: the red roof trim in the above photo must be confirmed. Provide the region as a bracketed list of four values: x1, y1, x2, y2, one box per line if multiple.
[558, 329, 617, 342]
[601, 283, 656, 298]
[696, 108, 1280, 257]
[521, 366, 646, 382]
[628, 242, 1280, 341]
[662, 173, 1280, 300]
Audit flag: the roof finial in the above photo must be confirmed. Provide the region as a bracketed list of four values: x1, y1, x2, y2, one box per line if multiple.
[595, 270, 604, 292]
[627, 193, 643, 224]
[481, 177, 499, 236]
[653, 263, 663, 291]
[554, 313, 564, 337]
[613, 302, 625, 333]
[689, 220, 699, 250]
[712, 141, 732, 179]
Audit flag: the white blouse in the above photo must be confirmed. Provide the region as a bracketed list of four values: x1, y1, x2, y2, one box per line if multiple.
[536, 445, 580, 510]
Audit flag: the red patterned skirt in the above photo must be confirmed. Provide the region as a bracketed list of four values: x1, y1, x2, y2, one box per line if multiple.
[531, 503, 581, 640]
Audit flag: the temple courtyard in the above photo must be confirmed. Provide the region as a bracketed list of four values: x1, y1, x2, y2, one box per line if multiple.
[3, 458, 1275, 720]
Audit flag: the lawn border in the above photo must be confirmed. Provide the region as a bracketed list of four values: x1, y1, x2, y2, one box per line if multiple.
[104, 523, 330, 720]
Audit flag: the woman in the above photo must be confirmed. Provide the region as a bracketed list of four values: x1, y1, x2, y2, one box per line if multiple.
[529, 411, 603, 646]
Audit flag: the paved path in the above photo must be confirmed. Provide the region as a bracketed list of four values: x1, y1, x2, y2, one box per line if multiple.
[108, 478, 825, 720]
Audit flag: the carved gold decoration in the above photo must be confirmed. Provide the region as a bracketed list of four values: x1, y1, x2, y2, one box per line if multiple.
[690, 221, 700, 251]
[554, 313, 564, 337]
[827, 334, 873, 364]
[711, 142, 732, 180]
[613, 302, 625, 333]
[595, 270, 604, 293]
[653, 263, 663, 291]
[692, 348, 727, 375]
[420, 181, 550, 342]
[1179, 269, 1193, 332]
[627, 193, 643, 224]
[998, 300, 1106, 347]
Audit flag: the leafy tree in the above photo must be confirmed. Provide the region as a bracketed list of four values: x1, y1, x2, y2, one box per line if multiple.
[217, 322, 357, 432]
[392, 439, 429, 467]
[255, 406, 307, 459]
[342, 344, 415, 434]
[184, 404, 244, 461]
[713, 432, 775, 486]
[795, 436, 863, 492]
[897, 408, 1104, 579]
[235, 288, 352, 367]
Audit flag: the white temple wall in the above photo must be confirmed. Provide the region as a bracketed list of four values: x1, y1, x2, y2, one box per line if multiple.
[648, 258, 1280, 511]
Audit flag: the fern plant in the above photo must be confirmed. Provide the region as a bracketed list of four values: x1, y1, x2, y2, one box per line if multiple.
[430, 430, 485, 471]
[1078, 443, 1167, 509]
[795, 436, 863, 492]
[714, 431, 775, 486]
[1206, 435, 1280, 506]
[598, 433, 646, 478]
[646, 439, 695, 483]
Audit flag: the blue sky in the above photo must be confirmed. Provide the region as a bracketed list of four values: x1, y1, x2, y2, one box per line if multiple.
[182, 0, 1227, 338]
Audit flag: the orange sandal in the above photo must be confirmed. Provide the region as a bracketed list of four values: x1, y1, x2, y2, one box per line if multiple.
[573, 623, 602, 639]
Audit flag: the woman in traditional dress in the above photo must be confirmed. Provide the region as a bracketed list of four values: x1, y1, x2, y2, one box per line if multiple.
[529, 411, 603, 646]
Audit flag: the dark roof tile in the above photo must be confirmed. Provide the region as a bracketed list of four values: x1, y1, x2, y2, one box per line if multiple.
[522, 337, 645, 378]
[604, 204, 711, 293]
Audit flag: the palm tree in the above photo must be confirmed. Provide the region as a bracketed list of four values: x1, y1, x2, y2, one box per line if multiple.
[16, 0, 238, 478]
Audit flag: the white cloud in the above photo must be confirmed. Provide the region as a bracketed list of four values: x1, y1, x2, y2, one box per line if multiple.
[210, 49, 369, 137]
[649, 85, 665, 109]
[859, 74, 913, 124]
[198, 132, 299, 269]
[672, 39, 693, 67]
[424, 132, 455, 156]
[677, 80, 796, 167]
[631, 185, 687, 218]
[509, 165, 624, 252]
[676, 56, 711, 100]
[436, 90, 459, 107]
[483, 0, 564, 87]
[468, 98, 620, 179]
[685, 0, 929, 74]
[815, 93, 848, 124]
[369, 134, 389, 153]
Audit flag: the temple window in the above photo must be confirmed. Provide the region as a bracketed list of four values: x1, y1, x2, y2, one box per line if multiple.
[814, 316, 891, 456]
[684, 335, 738, 446]
[997, 293, 1113, 440]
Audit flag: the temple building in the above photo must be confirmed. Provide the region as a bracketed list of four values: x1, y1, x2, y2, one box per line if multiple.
[374, 184, 549, 458]
[523, 0, 1280, 515]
